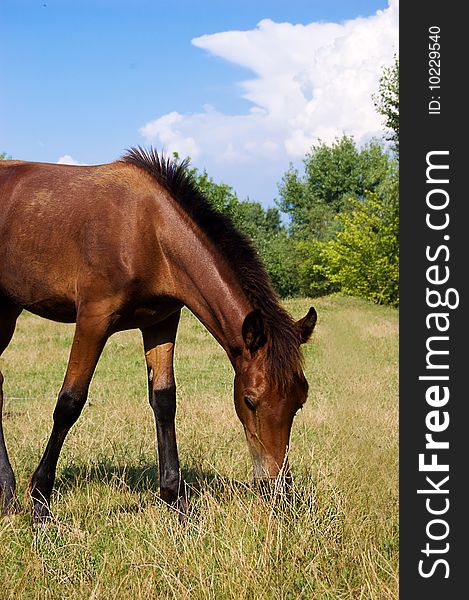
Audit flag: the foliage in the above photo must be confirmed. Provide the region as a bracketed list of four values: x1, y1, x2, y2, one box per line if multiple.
[258, 230, 302, 298]
[321, 189, 399, 306]
[236, 201, 282, 238]
[295, 238, 337, 298]
[276, 136, 398, 304]
[374, 55, 399, 156]
[277, 136, 393, 241]
[0, 151, 12, 160]
[191, 166, 241, 224]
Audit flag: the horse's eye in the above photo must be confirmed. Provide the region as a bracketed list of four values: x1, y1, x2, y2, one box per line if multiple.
[244, 396, 256, 411]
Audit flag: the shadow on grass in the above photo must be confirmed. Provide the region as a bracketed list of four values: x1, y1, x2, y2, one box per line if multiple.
[55, 460, 254, 505]
[56, 461, 159, 494]
[53, 460, 313, 521]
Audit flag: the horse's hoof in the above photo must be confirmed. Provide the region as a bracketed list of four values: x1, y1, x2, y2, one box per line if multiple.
[177, 496, 190, 524]
[1, 495, 20, 517]
[32, 501, 52, 527]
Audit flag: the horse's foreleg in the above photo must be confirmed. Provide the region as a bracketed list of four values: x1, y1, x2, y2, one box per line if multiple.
[0, 301, 22, 515]
[141, 311, 187, 516]
[29, 311, 110, 523]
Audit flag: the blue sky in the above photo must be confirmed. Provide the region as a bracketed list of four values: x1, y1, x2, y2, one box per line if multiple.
[1, 0, 398, 206]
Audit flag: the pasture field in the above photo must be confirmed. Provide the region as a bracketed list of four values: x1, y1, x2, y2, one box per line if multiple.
[0, 296, 398, 599]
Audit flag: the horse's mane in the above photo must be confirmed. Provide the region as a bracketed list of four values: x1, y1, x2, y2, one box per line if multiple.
[120, 147, 303, 387]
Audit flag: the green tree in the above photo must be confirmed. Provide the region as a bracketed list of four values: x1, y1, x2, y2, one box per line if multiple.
[374, 55, 399, 156]
[277, 136, 392, 240]
[276, 136, 396, 301]
[320, 181, 399, 306]
[236, 201, 281, 239]
[295, 239, 336, 298]
[191, 167, 241, 223]
[258, 230, 302, 298]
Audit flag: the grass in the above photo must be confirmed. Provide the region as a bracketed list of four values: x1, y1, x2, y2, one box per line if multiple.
[0, 295, 398, 599]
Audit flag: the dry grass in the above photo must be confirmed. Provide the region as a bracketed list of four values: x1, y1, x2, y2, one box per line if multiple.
[0, 295, 398, 599]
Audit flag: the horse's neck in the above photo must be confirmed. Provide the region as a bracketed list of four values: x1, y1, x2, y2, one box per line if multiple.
[179, 262, 251, 364]
[157, 218, 252, 364]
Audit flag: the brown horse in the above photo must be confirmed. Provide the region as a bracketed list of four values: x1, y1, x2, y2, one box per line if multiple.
[0, 148, 316, 523]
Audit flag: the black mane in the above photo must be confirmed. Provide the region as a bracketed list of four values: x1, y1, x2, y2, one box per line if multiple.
[120, 147, 303, 386]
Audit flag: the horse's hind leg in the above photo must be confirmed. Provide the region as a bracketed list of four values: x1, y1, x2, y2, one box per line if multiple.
[0, 300, 22, 514]
[29, 309, 110, 523]
[141, 310, 187, 516]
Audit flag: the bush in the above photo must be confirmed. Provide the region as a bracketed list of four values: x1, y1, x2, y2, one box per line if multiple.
[296, 239, 336, 298]
[320, 193, 399, 306]
[257, 231, 302, 298]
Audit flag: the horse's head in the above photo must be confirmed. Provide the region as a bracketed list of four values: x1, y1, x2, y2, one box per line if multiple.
[234, 307, 317, 484]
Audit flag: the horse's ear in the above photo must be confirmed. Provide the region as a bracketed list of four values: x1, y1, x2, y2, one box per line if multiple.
[296, 307, 317, 344]
[242, 309, 267, 354]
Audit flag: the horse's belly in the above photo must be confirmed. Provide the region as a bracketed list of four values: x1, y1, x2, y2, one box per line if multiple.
[0, 258, 77, 321]
[113, 301, 184, 332]
[1, 285, 77, 323]
[22, 298, 77, 323]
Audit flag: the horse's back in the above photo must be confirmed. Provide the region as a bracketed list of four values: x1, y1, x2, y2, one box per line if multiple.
[0, 160, 163, 322]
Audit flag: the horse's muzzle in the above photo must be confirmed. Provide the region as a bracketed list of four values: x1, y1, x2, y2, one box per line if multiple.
[255, 469, 293, 500]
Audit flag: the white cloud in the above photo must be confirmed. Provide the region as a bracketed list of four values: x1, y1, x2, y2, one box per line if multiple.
[57, 154, 86, 165]
[139, 112, 200, 159]
[138, 0, 398, 203]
